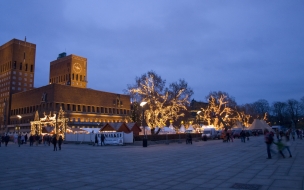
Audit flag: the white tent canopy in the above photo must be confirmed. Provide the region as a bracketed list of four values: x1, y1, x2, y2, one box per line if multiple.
[159, 126, 176, 134]
[139, 126, 151, 135]
[179, 125, 186, 133]
[248, 119, 273, 132]
[187, 124, 194, 131]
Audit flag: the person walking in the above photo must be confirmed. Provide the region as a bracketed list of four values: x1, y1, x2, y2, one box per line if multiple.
[240, 130, 246, 143]
[17, 134, 22, 147]
[52, 134, 57, 151]
[264, 129, 274, 159]
[226, 132, 230, 142]
[282, 133, 292, 158]
[245, 131, 250, 141]
[35, 134, 39, 146]
[94, 134, 98, 146]
[273, 139, 285, 158]
[43, 135, 47, 146]
[100, 133, 105, 146]
[21, 134, 25, 144]
[48, 134, 52, 146]
[58, 135, 63, 150]
[291, 130, 296, 141]
[24, 133, 28, 144]
[29, 135, 34, 146]
[5, 135, 10, 146]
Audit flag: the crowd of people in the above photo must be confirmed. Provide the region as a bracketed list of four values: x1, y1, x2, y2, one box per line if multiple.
[264, 129, 302, 159]
[0, 133, 63, 151]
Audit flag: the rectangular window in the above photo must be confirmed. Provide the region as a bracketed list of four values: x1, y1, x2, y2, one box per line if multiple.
[67, 104, 70, 110]
[13, 61, 16, 69]
[72, 105, 76, 111]
[25, 64, 28, 71]
[83, 106, 86, 112]
[77, 105, 81, 111]
[30, 65, 33, 72]
[19, 63, 22, 70]
[96, 107, 100, 113]
[105, 108, 108, 113]
[87, 106, 91, 112]
[92, 106, 95, 112]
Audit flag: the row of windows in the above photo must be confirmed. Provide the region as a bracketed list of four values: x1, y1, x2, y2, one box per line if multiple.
[50, 73, 86, 83]
[0, 61, 33, 72]
[11, 103, 130, 116]
[70, 118, 123, 123]
[10, 118, 124, 125]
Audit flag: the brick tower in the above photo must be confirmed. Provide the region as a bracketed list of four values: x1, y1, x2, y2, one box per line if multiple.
[0, 38, 36, 129]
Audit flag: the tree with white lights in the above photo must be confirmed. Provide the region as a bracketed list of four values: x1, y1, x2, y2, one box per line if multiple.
[128, 71, 193, 132]
[197, 91, 252, 129]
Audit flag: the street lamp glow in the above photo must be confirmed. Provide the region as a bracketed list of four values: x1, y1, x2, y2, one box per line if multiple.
[140, 101, 147, 107]
[17, 115, 22, 119]
[140, 101, 148, 147]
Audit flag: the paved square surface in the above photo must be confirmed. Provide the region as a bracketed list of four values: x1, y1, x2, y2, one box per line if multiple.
[0, 136, 303, 190]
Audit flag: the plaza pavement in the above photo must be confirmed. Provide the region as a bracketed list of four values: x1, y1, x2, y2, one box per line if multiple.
[0, 135, 303, 190]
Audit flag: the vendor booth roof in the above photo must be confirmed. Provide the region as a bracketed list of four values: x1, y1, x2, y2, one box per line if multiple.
[100, 122, 131, 133]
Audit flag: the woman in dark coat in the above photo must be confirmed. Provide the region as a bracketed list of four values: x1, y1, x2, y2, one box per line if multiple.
[5, 135, 10, 146]
[58, 135, 63, 150]
[52, 134, 57, 151]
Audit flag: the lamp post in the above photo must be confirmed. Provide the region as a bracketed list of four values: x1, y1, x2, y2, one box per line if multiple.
[178, 121, 183, 144]
[16, 115, 22, 134]
[197, 111, 201, 128]
[140, 101, 147, 147]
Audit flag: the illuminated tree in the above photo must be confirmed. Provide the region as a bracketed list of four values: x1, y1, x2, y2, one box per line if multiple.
[127, 71, 193, 131]
[199, 94, 234, 130]
[198, 92, 252, 129]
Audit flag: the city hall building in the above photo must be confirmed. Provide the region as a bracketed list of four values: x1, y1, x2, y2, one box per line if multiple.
[0, 38, 131, 133]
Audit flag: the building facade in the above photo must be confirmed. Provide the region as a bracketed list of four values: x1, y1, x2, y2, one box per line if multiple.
[9, 83, 131, 133]
[49, 53, 87, 88]
[0, 38, 36, 130]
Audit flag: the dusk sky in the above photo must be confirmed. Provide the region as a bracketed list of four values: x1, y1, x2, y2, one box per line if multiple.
[1, 1, 303, 105]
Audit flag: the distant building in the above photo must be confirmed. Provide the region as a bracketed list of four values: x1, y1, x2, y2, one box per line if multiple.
[0, 38, 36, 130]
[10, 83, 131, 132]
[1, 38, 131, 134]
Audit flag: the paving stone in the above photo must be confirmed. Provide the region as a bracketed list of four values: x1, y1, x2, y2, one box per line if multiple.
[0, 136, 303, 190]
